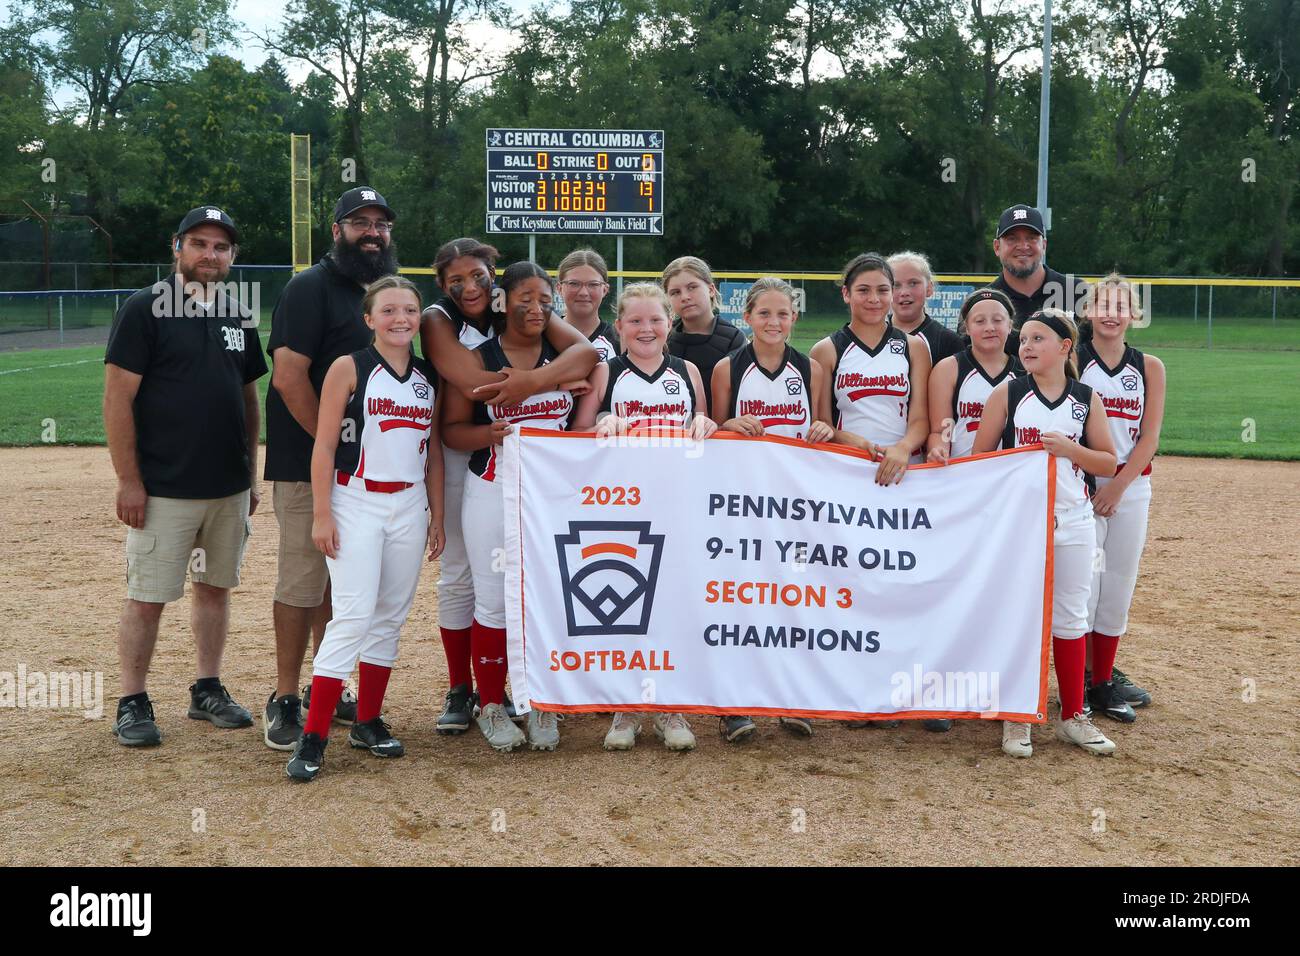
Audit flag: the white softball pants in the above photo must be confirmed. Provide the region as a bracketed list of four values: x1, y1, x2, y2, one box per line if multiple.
[314, 481, 428, 679]
[437, 447, 476, 630]
[462, 472, 506, 629]
[1053, 505, 1097, 640]
[1087, 474, 1152, 636]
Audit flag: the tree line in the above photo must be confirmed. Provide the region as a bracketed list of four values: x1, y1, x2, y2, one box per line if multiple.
[1, 0, 1295, 278]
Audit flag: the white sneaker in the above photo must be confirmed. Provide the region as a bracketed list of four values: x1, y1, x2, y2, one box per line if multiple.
[603, 712, 641, 750]
[526, 709, 560, 751]
[476, 702, 525, 752]
[1056, 715, 1117, 755]
[652, 712, 696, 751]
[1002, 721, 1033, 758]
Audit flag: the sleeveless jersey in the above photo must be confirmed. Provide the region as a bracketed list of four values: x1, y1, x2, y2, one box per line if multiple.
[335, 347, 436, 484]
[828, 324, 912, 446]
[950, 349, 1019, 458]
[469, 338, 574, 482]
[600, 355, 695, 429]
[588, 320, 620, 362]
[727, 343, 814, 439]
[1003, 377, 1096, 513]
[425, 295, 496, 350]
[1078, 342, 1148, 470]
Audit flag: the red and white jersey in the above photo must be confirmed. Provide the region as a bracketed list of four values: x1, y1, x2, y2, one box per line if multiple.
[425, 295, 496, 350]
[1078, 342, 1147, 469]
[726, 343, 813, 440]
[588, 320, 620, 363]
[469, 338, 574, 482]
[828, 325, 911, 447]
[600, 355, 695, 429]
[950, 349, 1019, 458]
[335, 347, 436, 484]
[1003, 377, 1096, 514]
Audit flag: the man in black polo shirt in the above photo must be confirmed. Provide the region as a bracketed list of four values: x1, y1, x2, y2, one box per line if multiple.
[104, 205, 267, 747]
[888, 250, 964, 365]
[261, 187, 400, 749]
[985, 204, 1087, 323]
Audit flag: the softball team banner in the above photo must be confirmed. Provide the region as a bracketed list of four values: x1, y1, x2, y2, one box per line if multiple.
[502, 432, 1054, 723]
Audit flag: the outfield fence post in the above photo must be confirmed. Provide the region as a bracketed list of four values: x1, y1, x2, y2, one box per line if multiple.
[1206, 284, 1213, 349]
[1272, 285, 1277, 325]
[58, 294, 64, 345]
[1193, 284, 1198, 324]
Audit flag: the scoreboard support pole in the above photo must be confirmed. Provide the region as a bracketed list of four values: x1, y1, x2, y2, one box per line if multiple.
[616, 236, 624, 299]
[528, 233, 536, 264]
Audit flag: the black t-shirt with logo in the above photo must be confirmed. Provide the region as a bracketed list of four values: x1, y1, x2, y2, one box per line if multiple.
[104, 277, 267, 499]
[986, 266, 1088, 323]
[264, 255, 373, 482]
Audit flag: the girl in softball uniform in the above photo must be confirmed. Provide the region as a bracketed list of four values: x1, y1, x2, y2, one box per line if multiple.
[441, 262, 603, 753]
[287, 276, 445, 782]
[926, 288, 1020, 464]
[1078, 274, 1165, 721]
[710, 277, 834, 740]
[974, 309, 1118, 758]
[596, 282, 716, 752]
[557, 248, 620, 361]
[420, 238, 600, 736]
[810, 253, 931, 487]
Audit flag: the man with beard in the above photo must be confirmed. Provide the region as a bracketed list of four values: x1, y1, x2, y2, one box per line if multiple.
[104, 205, 266, 747]
[984, 204, 1087, 323]
[261, 187, 400, 750]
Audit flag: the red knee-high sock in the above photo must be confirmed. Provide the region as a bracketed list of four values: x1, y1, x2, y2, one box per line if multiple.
[470, 620, 507, 706]
[356, 662, 391, 723]
[304, 676, 344, 738]
[1091, 632, 1121, 687]
[440, 627, 473, 689]
[1053, 636, 1087, 720]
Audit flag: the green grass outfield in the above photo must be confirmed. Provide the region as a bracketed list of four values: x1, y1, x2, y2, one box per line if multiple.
[1, 316, 1297, 458]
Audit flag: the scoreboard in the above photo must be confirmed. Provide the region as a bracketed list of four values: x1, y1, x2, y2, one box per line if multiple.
[485, 128, 664, 236]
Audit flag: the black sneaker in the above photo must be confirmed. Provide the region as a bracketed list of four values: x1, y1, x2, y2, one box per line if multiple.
[112, 696, 162, 747]
[263, 692, 303, 751]
[922, 719, 953, 732]
[1112, 668, 1152, 707]
[188, 682, 254, 729]
[503, 689, 524, 724]
[349, 717, 405, 757]
[302, 683, 357, 725]
[720, 715, 757, 742]
[437, 683, 475, 735]
[1087, 681, 1137, 723]
[286, 732, 327, 781]
[779, 716, 814, 737]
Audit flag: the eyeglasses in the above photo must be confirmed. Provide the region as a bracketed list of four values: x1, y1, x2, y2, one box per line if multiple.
[560, 280, 606, 292]
[342, 218, 393, 234]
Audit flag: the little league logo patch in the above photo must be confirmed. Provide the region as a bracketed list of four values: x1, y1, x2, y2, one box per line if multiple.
[785, 377, 803, 395]
[1121, 374, 1139, 391]
[412, 382, 430, 400]
[555, 521, 664, 636]
[1071, 400, 1088, 423]
[662, 378, 680, 395]
[889, 339, 906, 354]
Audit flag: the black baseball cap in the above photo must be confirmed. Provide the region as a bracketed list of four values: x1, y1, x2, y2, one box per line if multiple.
[177, 205, 240, 244]
[996, 204, 1045, 239]
[334, 187, 396, 224]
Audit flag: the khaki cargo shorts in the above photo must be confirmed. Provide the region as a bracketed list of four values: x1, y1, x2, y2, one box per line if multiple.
[126, 491, 252, 604]
[272, 481, 330, 607]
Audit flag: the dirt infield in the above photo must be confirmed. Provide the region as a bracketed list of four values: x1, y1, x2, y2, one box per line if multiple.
[0, 447, 1295, 866]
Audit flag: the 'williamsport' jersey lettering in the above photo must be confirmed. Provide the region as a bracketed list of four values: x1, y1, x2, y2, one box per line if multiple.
[600, 355, 696, 429]
[470, 338, 574, 482]
[1079, 342, 1147, 467]
[829, 325, 911, 446]
[951, 349, 1018, 458]
[336, 347, 436, 483]
[728, 344, 813, 439]
[1003, 377, 1095, 513]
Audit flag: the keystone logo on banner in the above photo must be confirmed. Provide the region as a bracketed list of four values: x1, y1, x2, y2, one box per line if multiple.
[555, 522, 665, 635]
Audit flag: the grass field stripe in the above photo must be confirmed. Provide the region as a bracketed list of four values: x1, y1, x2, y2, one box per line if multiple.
[0, 358, 98, 377]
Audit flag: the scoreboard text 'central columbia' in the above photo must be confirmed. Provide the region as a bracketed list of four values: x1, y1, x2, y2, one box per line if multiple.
[485, 128, 665, 236]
